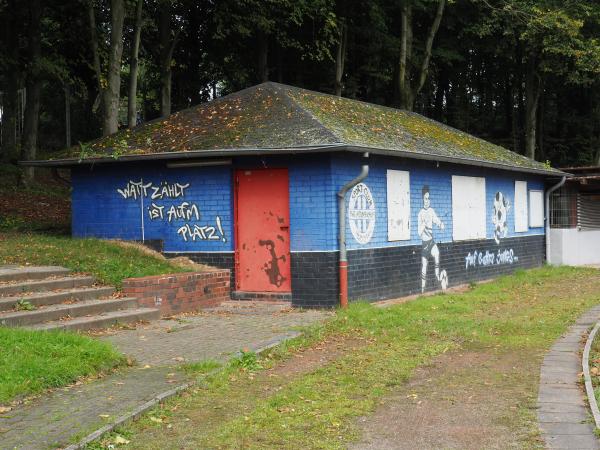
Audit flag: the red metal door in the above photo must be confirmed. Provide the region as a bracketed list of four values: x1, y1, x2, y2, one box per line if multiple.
[235, 169, 291, 292]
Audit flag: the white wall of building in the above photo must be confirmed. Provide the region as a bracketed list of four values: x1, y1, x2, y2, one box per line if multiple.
[549, 228, 600, 266]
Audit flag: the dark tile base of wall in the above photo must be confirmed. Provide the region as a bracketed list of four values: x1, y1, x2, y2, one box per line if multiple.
[290, 251, 339, 308]
[290, 235, 544, 308]
[165, 252, 235, 292]
[348, 235, 545, 302]
[164, 236, 545, 309]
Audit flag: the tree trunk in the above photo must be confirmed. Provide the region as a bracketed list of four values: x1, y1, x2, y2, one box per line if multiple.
[397, 2, 410, 109]
[503, 74, 513, 145]
[21, 82, 40, 181]
[159, 0, 178, 118]
[88, 0, 103, 114]
[334, 21, 347, 96]
[65, 85, 71, 148]
[396, 0, 445, 111]
[433, 68, 448, 121]
[537, 89, 545, 161]
[515, 39, 525, 154]
[21, 0, 42, 183]
[102, 0, 125, 136]
[525, 52, 542, 160]
[412, 0, 446, 105]
[1, 0, 19, 161]
[128, 0, 143, 128]
[257, 31, 269, 83]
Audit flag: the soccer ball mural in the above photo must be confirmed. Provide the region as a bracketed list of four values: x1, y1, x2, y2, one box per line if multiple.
[492, 192, 510, 245]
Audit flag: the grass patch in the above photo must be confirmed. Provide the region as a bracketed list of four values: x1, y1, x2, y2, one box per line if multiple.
[0, 327, 125, 404]
[588, 326, 600, 409]
[0, 232, 190, 288]
[181, 360, 222, 376]
[99, 266, 600, 450]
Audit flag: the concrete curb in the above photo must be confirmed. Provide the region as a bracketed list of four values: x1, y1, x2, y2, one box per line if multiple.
[64, 382, 193, 450]
[64, 331, 303, 450]
[582, 321, 600, 428]
[537, 304, 600, 449]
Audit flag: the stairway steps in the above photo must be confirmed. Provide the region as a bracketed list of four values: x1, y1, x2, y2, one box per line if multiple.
[0, 265, 163, 332]
[0, 276, 96, 297]
[28, 307, 161, 332]
[0, 297, 139, 327]
[0, 266, 71, 283]
[0, 286, 116, 312]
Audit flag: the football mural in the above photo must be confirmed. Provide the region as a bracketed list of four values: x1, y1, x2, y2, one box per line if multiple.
[417, 185, 448, 293]
[492, 191, 510, 244]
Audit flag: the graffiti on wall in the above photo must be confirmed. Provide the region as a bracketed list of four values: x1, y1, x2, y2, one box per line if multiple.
[348, 183, 376, 244]
[418, 185, 448, 292]
[465, 249, 518, 269]
[492, 192, 510, 244]
[461, 189, 521, 270]
[116, 179, 226, 243]
[117, 180, 190, 200]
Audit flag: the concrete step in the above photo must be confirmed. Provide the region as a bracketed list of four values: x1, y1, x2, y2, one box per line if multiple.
[0, 286, 116, 312]
[0, 266, 70, 284]
[0, 276, 95, 297]
[28, 307, 161, 332]
[0, 297, 139, 327]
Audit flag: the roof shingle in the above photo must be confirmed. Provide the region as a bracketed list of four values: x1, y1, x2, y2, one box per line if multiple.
[47, 82, 560, 175]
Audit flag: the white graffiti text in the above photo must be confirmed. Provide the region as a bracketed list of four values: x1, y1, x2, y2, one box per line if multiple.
[465, 249, 518, 269]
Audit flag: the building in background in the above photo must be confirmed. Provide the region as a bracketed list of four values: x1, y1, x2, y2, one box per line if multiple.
[548, 166, 600, 266]
[27, 83, 564, 307]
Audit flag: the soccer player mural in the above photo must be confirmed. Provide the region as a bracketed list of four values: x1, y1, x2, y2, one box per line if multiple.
[418, 185, 448, 293]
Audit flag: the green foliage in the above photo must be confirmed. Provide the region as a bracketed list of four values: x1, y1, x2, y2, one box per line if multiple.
[0, 216, 29, 232]
[230, 350, 262, 372]
[182, 359, 222, 375]
[0, 327, 125, 404]
[4, 0, 600, 168]
[78, 142, 91, 162]
[14, 299, 36, 311]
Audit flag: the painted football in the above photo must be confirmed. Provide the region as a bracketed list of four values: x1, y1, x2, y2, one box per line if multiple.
[439, 270, 448, 291]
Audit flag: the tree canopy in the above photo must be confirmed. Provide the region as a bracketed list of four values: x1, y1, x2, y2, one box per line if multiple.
[1, 0, 599, 178]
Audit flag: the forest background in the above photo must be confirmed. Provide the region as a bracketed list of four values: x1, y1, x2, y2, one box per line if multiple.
[1, 0, 600, 183]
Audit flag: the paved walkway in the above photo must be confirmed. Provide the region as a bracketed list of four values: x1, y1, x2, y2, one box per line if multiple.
[538, 304, 600, 449]
[0, 302, 330, 450]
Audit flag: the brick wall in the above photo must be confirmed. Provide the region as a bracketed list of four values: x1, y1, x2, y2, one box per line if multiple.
[122, 270, 230, 316]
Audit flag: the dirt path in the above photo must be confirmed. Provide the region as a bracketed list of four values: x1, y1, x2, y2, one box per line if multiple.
[351, 349, 542, 450]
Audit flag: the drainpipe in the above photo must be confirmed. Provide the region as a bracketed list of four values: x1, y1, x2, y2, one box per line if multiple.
[545, 176, 566, 265]
[337, 152, 369, 308]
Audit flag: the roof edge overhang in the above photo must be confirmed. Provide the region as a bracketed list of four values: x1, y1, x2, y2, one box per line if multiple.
[22, 143, 565, 177]
[344, 145, 566, 177]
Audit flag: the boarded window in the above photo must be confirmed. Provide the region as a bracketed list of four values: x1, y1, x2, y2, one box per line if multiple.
[387, 170, 411, 240]
[452, 175, 486, 241]
[529, 190, 544, 228]
[514, 181, 528, 232]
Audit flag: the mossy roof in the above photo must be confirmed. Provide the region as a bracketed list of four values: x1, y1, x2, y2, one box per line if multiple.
[43, 82, 560, 175]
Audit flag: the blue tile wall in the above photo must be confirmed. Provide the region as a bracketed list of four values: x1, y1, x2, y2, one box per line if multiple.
[331, 154, 546, 251]
[71, 153, 546, 255]
[72, 163, 233, 252]
[287, 156, 337, 252]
